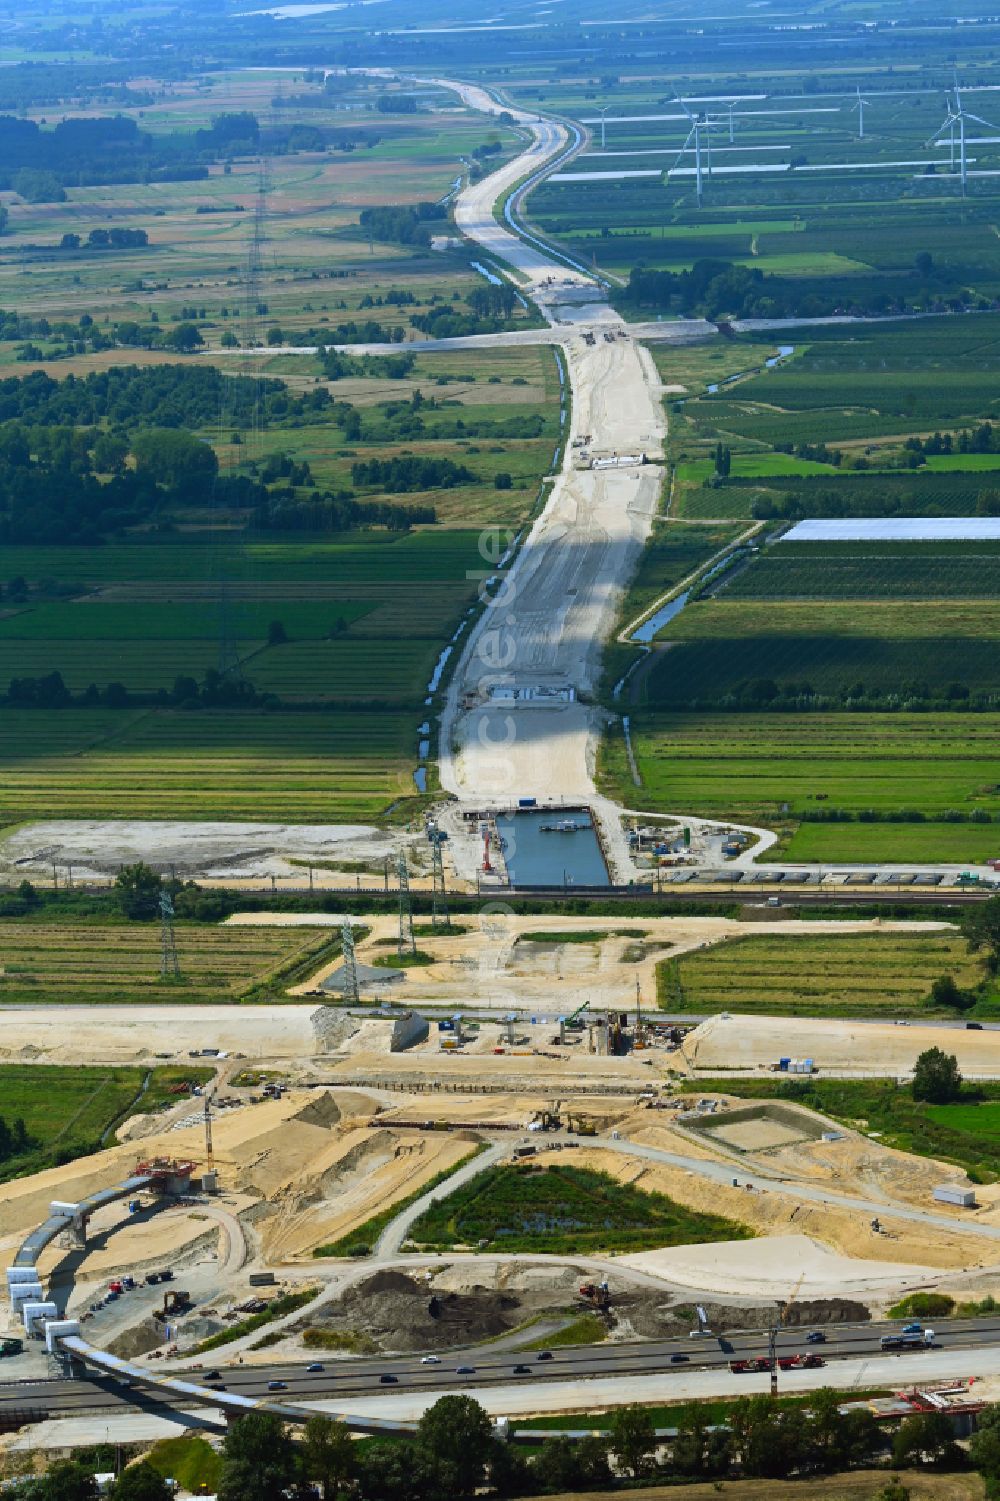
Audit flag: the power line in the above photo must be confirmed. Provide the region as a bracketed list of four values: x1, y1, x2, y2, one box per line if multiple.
[159, 891, 180, 979]
[397, 853, 416, 957]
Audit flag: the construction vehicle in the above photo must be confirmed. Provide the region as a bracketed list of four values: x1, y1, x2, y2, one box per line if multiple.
[154, 1289, 192, 1322]
[579, 1280, 611, 1312]
[566, 1112, 597, 1137]
[583, 330, 596, 345]
[0, 1338, 23, 1358]
[529, 1100, 562, 1132]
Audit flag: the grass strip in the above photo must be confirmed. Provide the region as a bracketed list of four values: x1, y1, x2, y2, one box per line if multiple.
[194, 1288, 317, 1353]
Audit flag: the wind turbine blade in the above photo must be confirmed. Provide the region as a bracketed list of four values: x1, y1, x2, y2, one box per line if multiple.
[674, 95, 696, 121]
[964, 111, 1000, 131]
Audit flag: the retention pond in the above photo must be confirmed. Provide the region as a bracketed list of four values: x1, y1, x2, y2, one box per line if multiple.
[495, 807, 611, 888]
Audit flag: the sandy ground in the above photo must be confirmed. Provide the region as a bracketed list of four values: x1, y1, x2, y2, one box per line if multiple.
[688, 1013, 1000, 1078]
[620, 1234, 935, 1298]
[0, 1004, 325, 1062]
[273, 910, 950, 1014]
[0, 821, 401, 883]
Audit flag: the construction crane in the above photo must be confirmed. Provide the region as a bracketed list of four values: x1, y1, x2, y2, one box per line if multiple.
[769, 1273, 805, 1396]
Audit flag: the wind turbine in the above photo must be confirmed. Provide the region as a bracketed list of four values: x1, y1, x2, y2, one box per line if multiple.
[673, 96, 710, 207]
[852, 84, 871, 140]
[723, 97, 737, 144]
[928, 85, 999, 195]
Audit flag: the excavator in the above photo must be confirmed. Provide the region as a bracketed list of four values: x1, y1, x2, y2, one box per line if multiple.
[529, 1099, 562, 1131]
[579, 1279, 611, 1314]
[565, 1112, 597, 1137]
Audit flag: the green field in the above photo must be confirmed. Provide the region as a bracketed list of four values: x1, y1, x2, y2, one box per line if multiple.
[0, 920, 339, 1004]
[0, 1062, 213, 1182]
[599, 712, 1000, 836]
[659, 930, 980, 1018]
[783, 822, 1000, 864]
[0, 709, 416, 822]
[722, 549, 1000, 601]
[405, 1163, 752, 1255]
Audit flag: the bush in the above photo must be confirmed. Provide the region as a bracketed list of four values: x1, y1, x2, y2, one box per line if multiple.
[887, 1292, 955, 1319]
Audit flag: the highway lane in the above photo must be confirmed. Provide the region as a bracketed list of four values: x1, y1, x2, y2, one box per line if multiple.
[6, 1318, 1000, 1418]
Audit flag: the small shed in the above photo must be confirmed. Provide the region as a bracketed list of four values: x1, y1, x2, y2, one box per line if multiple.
[933, 1183, 977, 1209]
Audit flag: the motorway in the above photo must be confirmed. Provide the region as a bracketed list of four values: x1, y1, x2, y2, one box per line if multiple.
[5, 1318, 1000, 1422]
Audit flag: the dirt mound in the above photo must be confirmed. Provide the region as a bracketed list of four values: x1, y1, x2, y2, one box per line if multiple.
[291, 1091, 342, 1129]
[614, 1295, 870, 1340]
[303, 1270, 528, 1353]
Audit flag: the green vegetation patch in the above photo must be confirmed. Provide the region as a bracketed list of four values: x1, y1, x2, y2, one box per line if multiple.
[144, 1435, 222, 1495]
[695, 1077, 1000, 1182]
[523, 1314, 608, 1349]
[406, 1163, 752, 1254]
[659, 930, 979, 1019]
[195, 1287, 317, 1353]
[599, 713, 1000, 830]
[0, 1062, 212, 1182]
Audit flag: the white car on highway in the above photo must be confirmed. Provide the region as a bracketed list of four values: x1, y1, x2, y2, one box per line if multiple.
[421, 1355, 441, 1365]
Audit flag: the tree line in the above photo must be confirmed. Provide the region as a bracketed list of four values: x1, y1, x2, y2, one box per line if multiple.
[13, 1392, 1000, 1500]
[623, 257, 990, 323]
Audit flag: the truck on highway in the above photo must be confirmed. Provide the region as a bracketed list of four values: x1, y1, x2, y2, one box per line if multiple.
[880, 1329, 935, 1350]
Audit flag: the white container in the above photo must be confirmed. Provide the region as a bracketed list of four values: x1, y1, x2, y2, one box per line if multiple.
[22, 1300, 57, 1333]
[10, 1283, 43, 1309]
[933, 1183, 977, 1208]
[6, 1267, 40, 1289]
[49, 1201, 79, 1218]
[44, 1319, 80, 1353]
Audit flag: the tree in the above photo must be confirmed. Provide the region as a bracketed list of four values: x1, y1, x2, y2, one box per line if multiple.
[930, 973, 974, 1013]
[165, 321, 203, 352]
[529, 1434, 610, 1492]
[963, 895, 1000, 973]
[301, 1414, 355, 1499]
[217, 1413, 297, 1501]
[728, 1395, 807, 1480]
[609, 1403, 657, 1478]
[892, 1409, 958, 1467]
[671, 1404, 731, 1478]
[37, 1460, 98, 1500]
[267, 619, 288, 645]
[132, 428, 218, 493]
[915, 250, 934, 277]
[970, 1402, 1000, 1485]
[114, 861, 162, 921]
[108, 1463, 173, 1501]
[878, 1481, 911, 1501]
[220, 329, 239, 348]
[912, 1047, 962, 1104]
[415, 1395, 494, 1496]
[493, 472, 512, 490]
[93, 432, 128, 475]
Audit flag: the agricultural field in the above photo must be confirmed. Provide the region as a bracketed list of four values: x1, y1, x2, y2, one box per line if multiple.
[598, 713, 1000, 847]
[0, 920, 339, 1005]
[0, 709, 417, 823]
[0, 1062, 213, 1182]
[724, 541, 1000, 600]
[405, 1163, 751, 1254]
[659, 930, 983, 1019]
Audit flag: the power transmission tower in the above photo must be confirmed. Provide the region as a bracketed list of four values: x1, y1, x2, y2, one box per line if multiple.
[159, 891, 180, 979]
[397, 853, 416, 957]
[341, 916, 360, 1002]
[431, 836, 450, 930]
[203, 1095, 215, 1175]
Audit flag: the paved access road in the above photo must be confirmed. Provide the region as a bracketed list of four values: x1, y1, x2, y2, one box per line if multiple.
[3, 1317, 1000, 1421]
